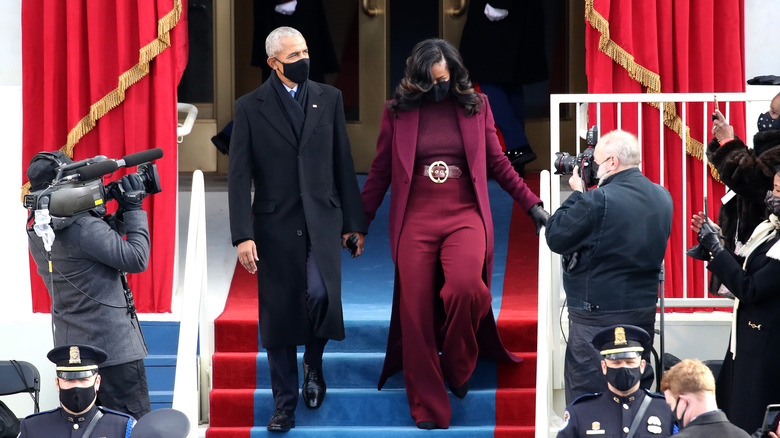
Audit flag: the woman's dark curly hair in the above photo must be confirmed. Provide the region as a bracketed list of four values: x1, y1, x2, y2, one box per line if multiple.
[389, 38, 483, 116]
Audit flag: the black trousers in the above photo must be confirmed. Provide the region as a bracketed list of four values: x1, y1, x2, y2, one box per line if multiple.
[564, 308, 656, 406]
[266, 243, 329, 411]
[97, 359, 151, 419]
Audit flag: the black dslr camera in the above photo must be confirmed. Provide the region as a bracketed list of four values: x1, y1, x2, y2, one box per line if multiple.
[24, 148, 163, 227]
[553, 125, 599, 190]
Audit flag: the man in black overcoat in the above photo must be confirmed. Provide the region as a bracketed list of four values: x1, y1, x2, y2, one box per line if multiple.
[228, 26, 367, 432]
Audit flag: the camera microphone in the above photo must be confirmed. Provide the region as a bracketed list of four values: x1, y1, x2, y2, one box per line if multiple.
[118, 148, 163, 168]
[60, 156, 108, 173]
[78, 160, 120, 180]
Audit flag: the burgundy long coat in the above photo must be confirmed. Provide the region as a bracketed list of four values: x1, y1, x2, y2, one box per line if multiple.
[360, 96, 542, 388]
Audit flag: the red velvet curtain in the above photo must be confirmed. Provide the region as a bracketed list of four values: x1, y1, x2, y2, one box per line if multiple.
[584, 0, 745, 303]
[22, 0, 188, 313]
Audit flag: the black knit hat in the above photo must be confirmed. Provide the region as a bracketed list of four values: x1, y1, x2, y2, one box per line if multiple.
[27, 151, 72, 191]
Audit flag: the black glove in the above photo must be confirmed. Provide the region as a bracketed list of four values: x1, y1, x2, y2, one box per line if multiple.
[528, 203, 550, 235]
[113, 174, 146, 213]
[696, 222, 725, 260]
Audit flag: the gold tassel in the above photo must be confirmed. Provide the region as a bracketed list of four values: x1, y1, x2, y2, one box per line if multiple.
[585, 0, 721, 181]
[21, 0, 184, 200]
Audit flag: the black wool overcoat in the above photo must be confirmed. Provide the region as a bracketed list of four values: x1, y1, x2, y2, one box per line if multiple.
[228, 77, 367, 349]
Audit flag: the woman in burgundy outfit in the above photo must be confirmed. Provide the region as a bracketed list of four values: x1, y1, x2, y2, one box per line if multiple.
[360, 39, 549, 430]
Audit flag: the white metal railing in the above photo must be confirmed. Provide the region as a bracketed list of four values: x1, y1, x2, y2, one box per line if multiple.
[537, 91, 779, 436]
[172, 170, 211, 436]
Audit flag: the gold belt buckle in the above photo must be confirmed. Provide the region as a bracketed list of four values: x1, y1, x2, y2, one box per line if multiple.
[428, 160, 449, 183]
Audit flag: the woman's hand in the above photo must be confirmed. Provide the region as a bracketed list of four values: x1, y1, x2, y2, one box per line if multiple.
[690, 212, 720, 234]
[711, 109, 735, 142]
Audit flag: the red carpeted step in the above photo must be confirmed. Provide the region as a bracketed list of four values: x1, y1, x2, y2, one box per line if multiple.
[209, 388, 255, 427]
[496, 310, 538, 352]
[494, 426, 536, 437]
[214, 264, 258, 353]
[205, 427, 251, 438]
[498, 352, 537, 389]
[495, 388, 536, 426]
[212, 352, 257, 389]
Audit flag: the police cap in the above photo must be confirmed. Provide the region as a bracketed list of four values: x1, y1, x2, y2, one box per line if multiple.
[47, 345, 107, 379]
[130, 408, 190, 438]
[592, 325, 651, 360]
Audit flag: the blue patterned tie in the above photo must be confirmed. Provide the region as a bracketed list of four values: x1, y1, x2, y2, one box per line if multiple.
[289, 89, 295, 99]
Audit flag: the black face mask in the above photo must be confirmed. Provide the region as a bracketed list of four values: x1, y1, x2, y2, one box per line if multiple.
[758, 112, 780, 132]
[276, 58, 310, 84]
[424, 80, 450, 102]
[59, 384, 96, 414]
[766, 191, 780, 217]
[672, 397, 688, 430]
[605, 366, 642, 392]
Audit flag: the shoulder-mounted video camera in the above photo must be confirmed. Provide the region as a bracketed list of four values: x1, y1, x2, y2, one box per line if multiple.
[24, 148, 163, 229]
[553, 125, 599, 190]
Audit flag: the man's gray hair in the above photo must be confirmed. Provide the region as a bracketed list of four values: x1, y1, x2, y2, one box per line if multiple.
[265, 27, 303, 58]
[599, 129, 641, 167]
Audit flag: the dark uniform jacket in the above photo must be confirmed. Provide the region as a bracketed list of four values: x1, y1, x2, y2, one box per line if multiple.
[674, 410, 750, 437]
[228, 74, 367, 349]
[557, 389, 674, 437]
[27, 211, 150, 367]
[459, 0, 548, 86]
[19, 405, 134, 438]
[708, 233, 780, 432]
[545, 168, 673, 311]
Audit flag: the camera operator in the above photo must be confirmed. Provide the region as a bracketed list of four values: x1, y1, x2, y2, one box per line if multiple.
[545, 129, 673, 405]
[25, 151, 152, 419]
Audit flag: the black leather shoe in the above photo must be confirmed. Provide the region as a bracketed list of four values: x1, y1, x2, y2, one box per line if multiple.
[505, 148, 536, 177]
[416, 421, 441, 430]
[267, 409, 295, 432]
[450, 380, 469, 399]
[302, 362, 326, 409]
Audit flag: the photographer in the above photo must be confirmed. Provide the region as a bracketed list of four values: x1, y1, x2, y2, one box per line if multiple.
[25, 151, 152, 419]
[545, 129, 673, 405]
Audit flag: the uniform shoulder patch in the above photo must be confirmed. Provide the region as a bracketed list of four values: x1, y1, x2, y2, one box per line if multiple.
[571, 392, 602, 405]
[21, 407, 59, 419]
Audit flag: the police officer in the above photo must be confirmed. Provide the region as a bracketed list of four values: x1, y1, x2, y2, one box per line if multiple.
[557, 325, 674, 437]
[18, 345, 135, 438]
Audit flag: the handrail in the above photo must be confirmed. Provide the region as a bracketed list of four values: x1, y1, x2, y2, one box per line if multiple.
[172, 170, 210, 436]
[177, 103, 198, 140]
[535, 170, 554, 438]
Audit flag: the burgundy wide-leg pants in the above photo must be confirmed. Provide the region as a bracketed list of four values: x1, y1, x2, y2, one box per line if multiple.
[396, 173, 492, 428]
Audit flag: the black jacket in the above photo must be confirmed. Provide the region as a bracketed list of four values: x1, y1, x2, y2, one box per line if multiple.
[708, 233, 780, 433]
[228, 75, 367, 348]
[545, 168, 673, 311]
[675, 410, 750, 437]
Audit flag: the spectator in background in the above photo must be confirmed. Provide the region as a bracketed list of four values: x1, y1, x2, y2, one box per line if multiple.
[459, 0, 549, 176]
[660, 358, 750, 437]
[707, 95, 780, 297]
[688, 167, 780, 433]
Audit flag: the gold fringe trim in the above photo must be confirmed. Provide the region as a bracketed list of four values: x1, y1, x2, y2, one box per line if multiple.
[21, 0, 183, 199]
[584, 0, 720, 181]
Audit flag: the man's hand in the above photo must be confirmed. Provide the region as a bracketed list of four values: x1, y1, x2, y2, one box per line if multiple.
[113, 174, 146, 213]
[568, 164, 584, 192]
[342, 233, 365, 257]
[238, 240, 259, 274]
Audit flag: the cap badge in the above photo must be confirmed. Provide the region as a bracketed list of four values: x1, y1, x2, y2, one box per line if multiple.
[614, 327, 627, 345]
[69, 346, 81, 364]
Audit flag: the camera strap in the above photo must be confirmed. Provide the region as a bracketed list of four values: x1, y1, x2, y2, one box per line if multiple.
[120, 272, 146, 345]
